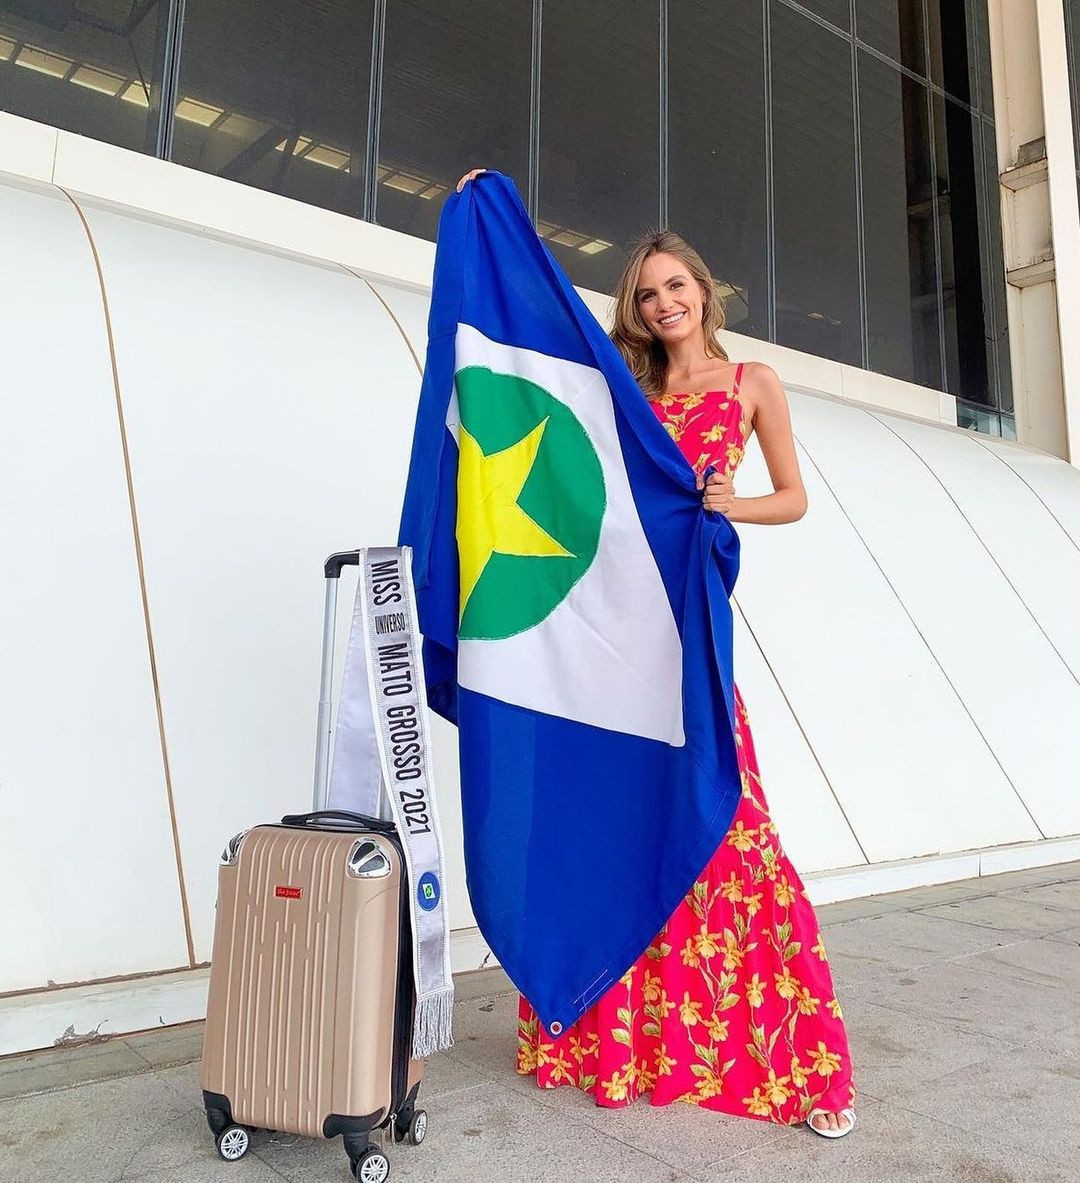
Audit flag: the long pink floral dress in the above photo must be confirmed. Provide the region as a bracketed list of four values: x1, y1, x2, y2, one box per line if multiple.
[517, 363, 855, 1124]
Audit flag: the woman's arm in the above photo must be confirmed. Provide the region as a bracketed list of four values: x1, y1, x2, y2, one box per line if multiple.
[701, 362, 808, 525]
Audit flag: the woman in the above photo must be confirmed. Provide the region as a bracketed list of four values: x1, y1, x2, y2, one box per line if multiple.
[455, 169, 856, 1138]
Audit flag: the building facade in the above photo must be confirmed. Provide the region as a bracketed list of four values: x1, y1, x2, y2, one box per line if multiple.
[4, 0, 1072, 440]
[2, 1, 1080, 1054]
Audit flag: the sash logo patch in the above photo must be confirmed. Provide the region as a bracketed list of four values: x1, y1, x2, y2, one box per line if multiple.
[417, 872, 441, 912]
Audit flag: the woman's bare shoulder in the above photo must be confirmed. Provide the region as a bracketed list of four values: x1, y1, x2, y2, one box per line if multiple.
[739, 360, 783, 392]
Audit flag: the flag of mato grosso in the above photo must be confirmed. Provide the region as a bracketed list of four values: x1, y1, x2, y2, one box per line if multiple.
[399, 172, 743, 1035]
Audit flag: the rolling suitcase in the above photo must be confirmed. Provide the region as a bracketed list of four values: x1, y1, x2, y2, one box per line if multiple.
[201, 551, 426, 1183]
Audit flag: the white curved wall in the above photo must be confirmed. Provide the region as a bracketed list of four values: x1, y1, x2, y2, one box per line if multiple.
[2, 173, 1078, 998]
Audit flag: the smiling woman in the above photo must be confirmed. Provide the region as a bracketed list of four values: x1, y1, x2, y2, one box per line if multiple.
[461, 195, 855, 1137]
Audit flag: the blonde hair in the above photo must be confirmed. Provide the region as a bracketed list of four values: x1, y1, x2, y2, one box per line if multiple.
[610, 230, 729, 398]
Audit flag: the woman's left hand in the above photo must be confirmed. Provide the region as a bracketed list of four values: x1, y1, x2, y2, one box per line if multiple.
[698, 470, 735, 515]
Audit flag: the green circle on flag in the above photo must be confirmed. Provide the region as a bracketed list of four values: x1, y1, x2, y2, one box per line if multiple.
[456, 365, 606, 640]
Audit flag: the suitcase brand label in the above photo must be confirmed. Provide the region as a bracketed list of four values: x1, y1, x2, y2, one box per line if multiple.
[275, 885, 303, 900]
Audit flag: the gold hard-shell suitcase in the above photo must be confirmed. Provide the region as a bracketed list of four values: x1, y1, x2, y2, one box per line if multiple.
[200, 552, 426, 1182]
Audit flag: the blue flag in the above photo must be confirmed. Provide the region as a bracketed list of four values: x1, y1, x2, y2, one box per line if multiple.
[399, 172, 742, 1034]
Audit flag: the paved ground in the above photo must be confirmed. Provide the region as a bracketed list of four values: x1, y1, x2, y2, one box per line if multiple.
[2, 860, 1079, 1183]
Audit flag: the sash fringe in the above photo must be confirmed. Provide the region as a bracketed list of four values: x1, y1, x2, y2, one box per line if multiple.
[412, 986, 456, 1058]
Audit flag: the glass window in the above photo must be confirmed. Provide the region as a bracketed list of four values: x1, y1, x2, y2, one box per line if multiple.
[669, 0, 767, 340]
[926, 2, 976, 106]
[0, 0, 168, 153]
[935, 94, 993, 405]
[982, 118, 1011, 412]
[172, 1, 373, 218]
[1066, 1, 1080, 178]
[956, 400, 1001, 435]
[771, 5, 861, 365]
[794, 0, 850, 32]
[971, 0, 994, 116]
[859, 54, 940, 388]
[855, 0, 927, 75]
[377, 0, 531, 242]
[539, 0, 659, 294]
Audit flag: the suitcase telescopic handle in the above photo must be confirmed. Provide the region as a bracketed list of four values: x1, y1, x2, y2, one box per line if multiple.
[324, 551, 360, 579]
[282, 809, 395, 833]
[313, 552, 361, 810]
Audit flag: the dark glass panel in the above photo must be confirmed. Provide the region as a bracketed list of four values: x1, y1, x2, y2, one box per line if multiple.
[926, 1, 975, 106]
[934, 93, 993, 405]
[855, 0, 927, 75]
[539, 0, 659, 293]
[982, 118, 1011, 411]
[971, 0, 994, 115]
[0, 0, 167, 153]
[794, 0, 850, 31]
[1067, 0, 1080, 173]
[956, 399, 1001, 435]
[771, 5, 861, 364]
[173, 1, 373, 217]
[669, 0, 767, 339]
[859, 54, 940, 387]
[378, 0, 531, 241]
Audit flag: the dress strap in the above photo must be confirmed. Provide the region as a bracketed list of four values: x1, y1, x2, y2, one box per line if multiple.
[732, 361, 745, 397]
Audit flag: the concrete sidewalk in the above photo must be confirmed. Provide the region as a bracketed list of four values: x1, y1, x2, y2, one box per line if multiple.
[2, 860, 1079, 1183]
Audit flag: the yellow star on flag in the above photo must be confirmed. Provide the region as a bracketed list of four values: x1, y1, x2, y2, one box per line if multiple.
[457, 416, 575, 618]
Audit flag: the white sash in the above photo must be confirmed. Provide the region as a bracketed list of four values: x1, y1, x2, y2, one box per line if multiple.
[328, 546, 454, 1057]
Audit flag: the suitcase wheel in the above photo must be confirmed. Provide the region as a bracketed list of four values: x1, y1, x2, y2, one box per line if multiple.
[215, 1125, 251, 1161]
[353, 1145, 390, 1183]
[403, 1109, 427, 1146]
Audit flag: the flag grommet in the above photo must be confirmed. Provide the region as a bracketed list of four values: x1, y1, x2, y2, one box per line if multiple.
[549, 1021, 563, 1036]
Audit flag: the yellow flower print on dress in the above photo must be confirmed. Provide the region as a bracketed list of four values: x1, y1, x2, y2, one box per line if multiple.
[743, 892, 763, 918]
[809, 1042, 843, 1077]
[721, 929, 745, 971]
[774, 876, 797, 907]
[811, 933, 828, 961]
[701, 422, 726, 444]
[516, 1041, 540, 1073]
[695, 1069, 727, 1100]
[706, 1015, 730, 1042]
[727, 820, 757, 852]
[601, 1068, 631, 1102]
[642, 969, 662, 1003]
[796, 986, 820, 1016]
[720, 872, 743, 903]
[679, 992, 704, 1027]
[742, 1085, 772, 1117]
[570, 1032, 600, 1061]
[790, 1055, 808, 1089]
[547, 1049, 575, 1083]
[746, 973, 767, 1007]
[827, 998, 844, 1020]
[695, 927, 723, 958]
[762, 1069, 795, 1106]
[655, 1043, 677, 1076]
[774, 967, 800, 1000]
[680, 936, 700, 968]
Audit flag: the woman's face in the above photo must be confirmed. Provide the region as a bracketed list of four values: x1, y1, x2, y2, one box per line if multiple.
[634, 252, 706, 348]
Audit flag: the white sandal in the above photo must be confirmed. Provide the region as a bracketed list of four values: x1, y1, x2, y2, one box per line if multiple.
[807, 1107, 856, 1139]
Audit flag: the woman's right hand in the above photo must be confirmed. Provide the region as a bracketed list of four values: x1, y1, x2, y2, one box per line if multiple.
[455, 167, 487, 192]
